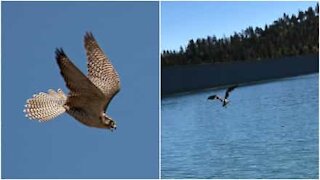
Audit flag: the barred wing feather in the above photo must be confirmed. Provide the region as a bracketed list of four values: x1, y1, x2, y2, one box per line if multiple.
[84, 32, 120, 109]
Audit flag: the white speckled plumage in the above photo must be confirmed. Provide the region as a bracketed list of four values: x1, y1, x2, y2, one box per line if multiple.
[24, 89, 67, 122]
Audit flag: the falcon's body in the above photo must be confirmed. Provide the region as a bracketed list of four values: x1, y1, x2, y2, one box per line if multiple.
[24, 32, 120, 130]
[208, 85, 237, 107]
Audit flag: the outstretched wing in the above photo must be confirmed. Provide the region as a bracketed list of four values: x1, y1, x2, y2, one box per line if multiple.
[84, 32, 120, 109]
[208, 95, 223, 102]
[225, 85, 238, 99]
[55, 48, 105, 116]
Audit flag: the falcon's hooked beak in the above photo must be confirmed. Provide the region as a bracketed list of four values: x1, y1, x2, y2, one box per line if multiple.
[101, 113, 117, 131]
[110, 122, 117, 132]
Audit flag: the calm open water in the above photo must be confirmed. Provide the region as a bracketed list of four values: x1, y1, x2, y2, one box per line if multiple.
[161, 74, 318, 179]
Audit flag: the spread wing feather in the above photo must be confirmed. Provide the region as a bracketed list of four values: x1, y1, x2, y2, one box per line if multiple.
[208, 95, 224, 102]
[55, 48, 105, 116]
[84, 32, 120, 110]
[225, 85, 238, 99]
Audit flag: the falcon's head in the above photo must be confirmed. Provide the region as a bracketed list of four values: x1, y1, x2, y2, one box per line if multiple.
[101, 113, 117, 131]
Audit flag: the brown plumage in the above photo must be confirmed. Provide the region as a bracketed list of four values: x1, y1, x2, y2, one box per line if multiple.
[24, 32, 120, 130]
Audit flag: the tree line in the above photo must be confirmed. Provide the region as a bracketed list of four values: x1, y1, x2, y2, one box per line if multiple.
[162, 4, 319, 67]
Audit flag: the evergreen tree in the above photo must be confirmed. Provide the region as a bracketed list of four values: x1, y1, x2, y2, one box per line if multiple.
[162, 4, 319, 67]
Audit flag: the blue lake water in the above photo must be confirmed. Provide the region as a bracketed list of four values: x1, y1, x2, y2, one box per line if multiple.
[161, 74, 318, 179]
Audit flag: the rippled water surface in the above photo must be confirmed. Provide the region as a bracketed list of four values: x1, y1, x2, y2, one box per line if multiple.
[161, 74, 318, 179]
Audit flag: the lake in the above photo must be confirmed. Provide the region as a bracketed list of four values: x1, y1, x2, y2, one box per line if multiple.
[161, 74, 318, 179]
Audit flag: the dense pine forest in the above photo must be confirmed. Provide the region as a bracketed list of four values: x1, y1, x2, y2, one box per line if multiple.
[162, 4, 319, 67]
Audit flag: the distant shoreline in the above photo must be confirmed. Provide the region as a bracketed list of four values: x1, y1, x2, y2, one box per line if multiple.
[161, 54, 319, 96]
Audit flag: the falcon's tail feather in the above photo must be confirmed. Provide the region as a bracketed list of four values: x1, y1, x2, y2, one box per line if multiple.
[24, 89, 67, 122]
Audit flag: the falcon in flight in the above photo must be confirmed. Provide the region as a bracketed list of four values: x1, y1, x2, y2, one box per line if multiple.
[23, 32, 120, 130]
[208, 85, 238, 107]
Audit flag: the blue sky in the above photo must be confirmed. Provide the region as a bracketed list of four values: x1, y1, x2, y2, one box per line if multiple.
[161, 1, 318, 51]
[2, 2, 158, 178]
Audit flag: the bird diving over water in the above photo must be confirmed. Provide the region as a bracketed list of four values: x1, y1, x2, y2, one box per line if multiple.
[207, 85, 238, 107]
[23, 32, 120, 130]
